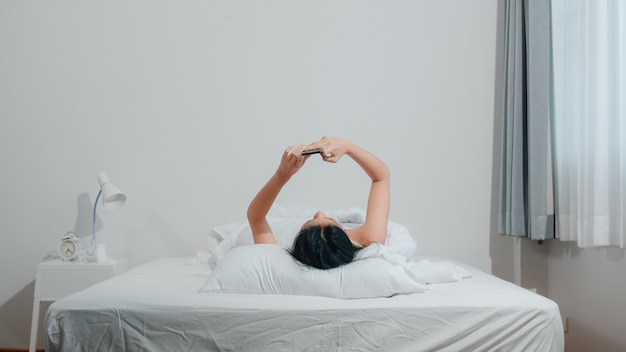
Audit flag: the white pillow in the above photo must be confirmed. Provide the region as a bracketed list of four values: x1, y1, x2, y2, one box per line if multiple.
[208, 206, 418, 259]
[200, 244, 427, 299]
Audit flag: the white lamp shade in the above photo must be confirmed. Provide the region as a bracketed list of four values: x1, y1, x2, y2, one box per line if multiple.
[97, 173, 127, 210]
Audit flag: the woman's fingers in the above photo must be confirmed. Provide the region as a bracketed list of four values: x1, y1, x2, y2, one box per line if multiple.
[283, 144, 310, 166]
[285, 145, 297, 155]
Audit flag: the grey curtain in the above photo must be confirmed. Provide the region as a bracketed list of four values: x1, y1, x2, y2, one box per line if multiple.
[498, 0, 555, 240]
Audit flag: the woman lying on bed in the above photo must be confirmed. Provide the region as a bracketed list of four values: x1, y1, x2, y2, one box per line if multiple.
[247, 136, 390, 269]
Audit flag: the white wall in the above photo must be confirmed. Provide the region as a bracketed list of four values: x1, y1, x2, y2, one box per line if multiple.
[546, 242, 626, 351]
[0, 0, 498, 348]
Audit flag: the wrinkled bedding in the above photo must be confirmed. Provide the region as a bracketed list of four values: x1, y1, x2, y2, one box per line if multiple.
[46, 257, 564, 352]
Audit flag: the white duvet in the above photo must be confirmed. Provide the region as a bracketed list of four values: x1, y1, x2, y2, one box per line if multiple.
[46, 257, 564, 352]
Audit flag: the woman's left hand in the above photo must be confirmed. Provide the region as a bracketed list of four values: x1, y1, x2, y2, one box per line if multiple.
[305, 136, 351, 163]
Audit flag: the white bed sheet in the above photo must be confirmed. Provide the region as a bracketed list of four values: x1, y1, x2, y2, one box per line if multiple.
[46, 257, 564, 352]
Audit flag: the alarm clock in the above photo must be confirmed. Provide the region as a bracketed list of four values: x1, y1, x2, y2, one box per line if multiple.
[60, 232, 80, 261]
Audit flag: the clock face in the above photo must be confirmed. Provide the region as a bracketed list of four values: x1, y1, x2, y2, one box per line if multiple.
[60, 239, 78, 260]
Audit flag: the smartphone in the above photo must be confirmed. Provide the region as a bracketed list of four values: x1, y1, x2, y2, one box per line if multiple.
[301, 148, 324, 155]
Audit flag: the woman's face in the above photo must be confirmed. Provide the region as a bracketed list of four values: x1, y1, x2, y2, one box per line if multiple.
[300, 211, 342, 230]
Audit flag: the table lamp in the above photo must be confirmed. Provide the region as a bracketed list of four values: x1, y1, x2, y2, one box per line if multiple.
[91, 172, 126, 262]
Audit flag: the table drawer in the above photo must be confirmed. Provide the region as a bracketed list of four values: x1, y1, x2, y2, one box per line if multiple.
[37, 270, 114, 300]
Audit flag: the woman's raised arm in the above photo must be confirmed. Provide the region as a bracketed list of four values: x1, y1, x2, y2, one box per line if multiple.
[247, 144, 310, 244]
[305, 136, 390, 246]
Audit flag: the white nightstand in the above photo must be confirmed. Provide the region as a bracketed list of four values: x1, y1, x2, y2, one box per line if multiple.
[29, 259, 128, 352]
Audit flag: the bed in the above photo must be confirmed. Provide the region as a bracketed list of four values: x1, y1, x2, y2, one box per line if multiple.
[45, 207, 564, 351]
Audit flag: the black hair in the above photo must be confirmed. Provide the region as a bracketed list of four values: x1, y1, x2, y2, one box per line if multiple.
[290, 225, 356, 269]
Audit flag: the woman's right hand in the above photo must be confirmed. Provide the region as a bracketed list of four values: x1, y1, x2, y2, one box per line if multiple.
[276, 144, 310, 179]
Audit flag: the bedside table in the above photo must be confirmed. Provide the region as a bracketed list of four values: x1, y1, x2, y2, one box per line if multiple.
[29, 259, 128, 352]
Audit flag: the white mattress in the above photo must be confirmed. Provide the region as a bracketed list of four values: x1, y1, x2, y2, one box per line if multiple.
[45, 257, 564, 352]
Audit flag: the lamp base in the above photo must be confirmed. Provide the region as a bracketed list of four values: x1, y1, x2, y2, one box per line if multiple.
[96, 244, 107, 263]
